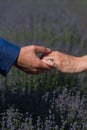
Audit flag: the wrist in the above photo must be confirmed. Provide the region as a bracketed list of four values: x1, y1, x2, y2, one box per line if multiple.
[14, 48, 22, 67]
[77, 55, 87, 72]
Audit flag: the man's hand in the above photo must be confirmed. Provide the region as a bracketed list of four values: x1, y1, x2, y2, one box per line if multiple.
[42, 51, 87, 73]
[14, 45, 54, 74]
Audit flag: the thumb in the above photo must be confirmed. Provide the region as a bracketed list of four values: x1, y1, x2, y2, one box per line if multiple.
[35, 46, 51, 54]
[42, 59, 54, 67]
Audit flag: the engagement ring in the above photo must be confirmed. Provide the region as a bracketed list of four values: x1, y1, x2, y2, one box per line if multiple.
[48, 58, 54, 62]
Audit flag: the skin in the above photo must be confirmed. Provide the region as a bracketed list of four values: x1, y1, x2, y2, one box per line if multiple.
[42, 51, 87, 73]
[14, 45, 54, 74]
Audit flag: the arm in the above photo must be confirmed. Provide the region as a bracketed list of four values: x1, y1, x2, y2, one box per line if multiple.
[42, 51, 87, 73]
[0, 38, 20, 76]
[0, 37, 53, 76]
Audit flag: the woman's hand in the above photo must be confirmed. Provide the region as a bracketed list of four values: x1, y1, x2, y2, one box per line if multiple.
[42, 51, 87, 73]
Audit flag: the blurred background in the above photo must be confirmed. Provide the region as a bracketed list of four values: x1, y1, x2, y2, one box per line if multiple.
[0, 0, 87, 129]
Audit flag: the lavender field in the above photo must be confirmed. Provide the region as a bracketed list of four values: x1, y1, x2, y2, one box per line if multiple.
[0, 0, 87, 130]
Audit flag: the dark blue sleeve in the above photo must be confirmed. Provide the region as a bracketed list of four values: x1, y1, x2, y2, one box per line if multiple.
[0, 38, 20, 76]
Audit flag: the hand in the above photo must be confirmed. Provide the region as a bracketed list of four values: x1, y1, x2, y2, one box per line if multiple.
[14, 45, 54, 74]
[42, 51, 87, 73]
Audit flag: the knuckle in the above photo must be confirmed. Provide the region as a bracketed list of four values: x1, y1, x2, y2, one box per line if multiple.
[54, 51, 60, 57]
[54, 51, 59, 55]
[31, 45, 36, 50]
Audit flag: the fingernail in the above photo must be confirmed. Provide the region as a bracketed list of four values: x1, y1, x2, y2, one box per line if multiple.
[47, 48, 51, 52]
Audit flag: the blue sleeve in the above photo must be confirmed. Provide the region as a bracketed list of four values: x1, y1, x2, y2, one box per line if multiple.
[0, 38, 20, 76]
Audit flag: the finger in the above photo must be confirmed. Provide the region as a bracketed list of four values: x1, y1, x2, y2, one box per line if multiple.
[35, 46, 51, 54]
[42, 56, 55, 67]
[42, 59, 55, 67]
[39, 60, 52, 70]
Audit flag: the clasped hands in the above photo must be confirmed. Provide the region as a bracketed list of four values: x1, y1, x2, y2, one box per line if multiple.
[14, 45, 87, 74]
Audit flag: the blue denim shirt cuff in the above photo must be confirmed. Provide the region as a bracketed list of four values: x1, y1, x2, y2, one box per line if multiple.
[0, 38, 20, 76]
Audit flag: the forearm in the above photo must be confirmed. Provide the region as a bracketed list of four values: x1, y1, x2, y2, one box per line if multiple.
[77, 55, 87, 73]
